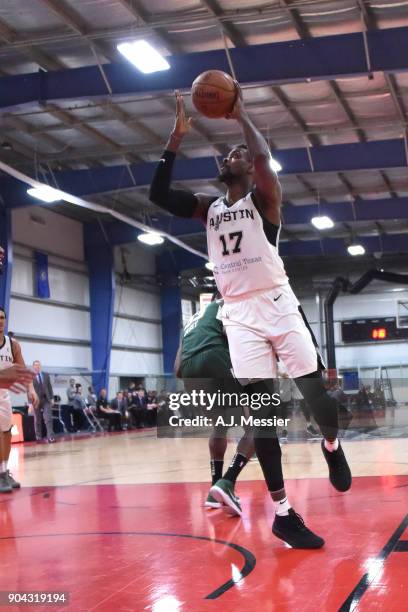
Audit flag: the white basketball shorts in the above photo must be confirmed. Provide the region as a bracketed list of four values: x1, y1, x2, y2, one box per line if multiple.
[0, 394, 12, 432]
[221, 285, 318, 380]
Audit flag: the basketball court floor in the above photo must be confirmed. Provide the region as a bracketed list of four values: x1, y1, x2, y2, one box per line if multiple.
[1, 412, 407, 612]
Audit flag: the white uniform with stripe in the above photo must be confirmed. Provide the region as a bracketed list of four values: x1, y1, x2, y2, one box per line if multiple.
[0, 335, 14, 431]
[206, 192, 318, 379]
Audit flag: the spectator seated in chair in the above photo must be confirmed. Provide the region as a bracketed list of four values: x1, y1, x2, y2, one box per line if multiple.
[96, 389, 122, 432]
[111, 391, 129, 430]
[72, 384, 93, 431]
[87, 386, 97, 410]
[146, 391, 158, 427]
[128, 389, 149, 428]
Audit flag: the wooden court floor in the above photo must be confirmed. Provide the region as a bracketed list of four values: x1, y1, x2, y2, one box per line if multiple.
[0, 429, 407, 611]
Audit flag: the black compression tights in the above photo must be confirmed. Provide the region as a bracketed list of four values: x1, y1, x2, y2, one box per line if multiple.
[247, 380, 284, 492]
[294, 371, 339, 441]
[247, 372, 339, 492]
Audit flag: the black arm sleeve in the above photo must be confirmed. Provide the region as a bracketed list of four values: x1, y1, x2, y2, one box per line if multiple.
[149, 150, 199, 218]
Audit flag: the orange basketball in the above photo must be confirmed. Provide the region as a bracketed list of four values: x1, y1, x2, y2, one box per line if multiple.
[191, 70, 237, 119]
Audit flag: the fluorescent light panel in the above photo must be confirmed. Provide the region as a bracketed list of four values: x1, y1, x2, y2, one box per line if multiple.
[137, 232, 164, 246]
[348, 244, 365, 256]
[27, 186, 62, 203]
[311, 215, 334, 230]
[117, 40, 170, 74]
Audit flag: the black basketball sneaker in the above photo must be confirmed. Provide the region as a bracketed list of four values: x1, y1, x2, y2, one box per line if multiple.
[272, 509, 325, 549]
[321, 440, 352, 492]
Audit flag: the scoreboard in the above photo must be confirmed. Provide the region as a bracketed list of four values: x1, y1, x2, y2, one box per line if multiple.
[341, 317, 408, 343]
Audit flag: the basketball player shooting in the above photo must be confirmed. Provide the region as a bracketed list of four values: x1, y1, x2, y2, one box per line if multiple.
[150, 86, 351, 548]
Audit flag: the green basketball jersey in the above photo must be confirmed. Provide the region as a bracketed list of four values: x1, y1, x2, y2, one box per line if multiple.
[181, 301, 228, 362]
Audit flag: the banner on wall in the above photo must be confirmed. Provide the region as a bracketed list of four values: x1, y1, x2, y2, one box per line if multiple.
[34, 251, 50, 299]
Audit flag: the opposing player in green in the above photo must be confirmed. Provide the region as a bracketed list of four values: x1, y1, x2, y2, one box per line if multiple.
[175, 295, 254, 516]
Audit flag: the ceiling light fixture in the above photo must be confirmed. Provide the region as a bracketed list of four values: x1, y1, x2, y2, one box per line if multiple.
[27, 186, 62, 203]
[117, 40, 170, 74]
[348, 244, 365, 256]
[311, 215, 334, 230]
[137, 231, 164, 246]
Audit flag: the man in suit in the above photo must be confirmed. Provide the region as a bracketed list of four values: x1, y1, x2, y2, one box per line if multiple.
[111, 391, 125, 415]
[111, 391, 127, 429]
[32, 360, 55, 443]
[129, 389, 148, 429]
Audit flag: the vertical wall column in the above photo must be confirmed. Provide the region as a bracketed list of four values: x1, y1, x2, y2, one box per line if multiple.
[85, 226, 115, 392]
[160, 283, 182, 375]
[0, 208, 12, 319]
[157, 250, 205, 376]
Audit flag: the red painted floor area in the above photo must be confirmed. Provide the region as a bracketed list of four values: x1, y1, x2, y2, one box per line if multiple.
[0, 476, 407, 611]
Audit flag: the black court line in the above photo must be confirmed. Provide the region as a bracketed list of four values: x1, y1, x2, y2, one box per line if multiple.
[338, 514, 408, 612]
[394, 540, 408, 552]
[0, 530, 256, 599]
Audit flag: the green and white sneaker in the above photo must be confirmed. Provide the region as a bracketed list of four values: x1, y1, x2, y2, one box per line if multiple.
[6, 470, 21, 489]
[204, 492, 222, 509]
[210, 479, 242, 517]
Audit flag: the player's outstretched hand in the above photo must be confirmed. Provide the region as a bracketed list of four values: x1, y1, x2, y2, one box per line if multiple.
[0, 364, 35, 391]
[226, 81, 247, 121]
[172, 90, 193, 139]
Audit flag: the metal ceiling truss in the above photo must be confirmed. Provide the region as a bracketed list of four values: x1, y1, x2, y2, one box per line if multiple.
[3, 137, 406, 202]
[1, 27, 408, 109]
[1, 1, 407, 259]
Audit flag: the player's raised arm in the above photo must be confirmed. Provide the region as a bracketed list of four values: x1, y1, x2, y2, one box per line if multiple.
[227, 89, 282, 226]
[149, 91, 215, 223]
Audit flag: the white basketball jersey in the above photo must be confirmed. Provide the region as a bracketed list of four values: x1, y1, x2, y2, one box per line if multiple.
[206, 192, 289, 299]
[0, 335, 14, 405]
